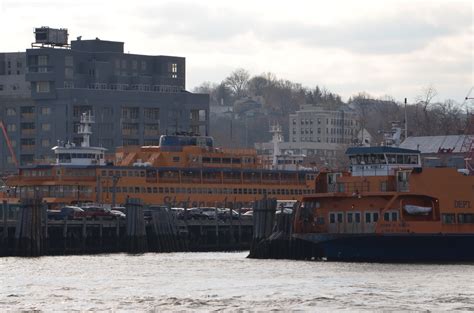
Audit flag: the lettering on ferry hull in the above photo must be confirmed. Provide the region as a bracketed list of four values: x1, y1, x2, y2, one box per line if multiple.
[454, 200, 471, 209]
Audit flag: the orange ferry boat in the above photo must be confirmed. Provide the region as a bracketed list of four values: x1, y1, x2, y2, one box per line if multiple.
[293, 142, 474, 262]
[3, 113, 317, 208]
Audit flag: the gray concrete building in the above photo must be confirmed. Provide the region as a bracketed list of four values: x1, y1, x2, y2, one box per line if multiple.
[289, 104, 359, 144]
[255, 104, 363, 167]
[0, 31, 209, 173]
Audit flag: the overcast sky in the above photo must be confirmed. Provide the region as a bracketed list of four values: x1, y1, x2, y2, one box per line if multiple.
[0, 0, 472, 104]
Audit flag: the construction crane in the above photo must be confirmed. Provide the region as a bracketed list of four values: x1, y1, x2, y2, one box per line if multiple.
[0, 121, 18, 168]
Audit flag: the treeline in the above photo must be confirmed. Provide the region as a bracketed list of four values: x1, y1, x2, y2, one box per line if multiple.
[194, 69, 469, 148]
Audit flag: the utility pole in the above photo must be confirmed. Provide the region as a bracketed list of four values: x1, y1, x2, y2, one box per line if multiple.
[404, 98, 408, 140]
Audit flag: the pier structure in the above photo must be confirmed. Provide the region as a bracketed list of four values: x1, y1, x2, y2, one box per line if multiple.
[0, 199, 253, 257]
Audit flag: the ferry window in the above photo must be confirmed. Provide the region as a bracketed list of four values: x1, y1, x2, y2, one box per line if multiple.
[173, 156, 180, 162]
[365, 212, 371, 223]
[347, 212, 353, 223]
[238, 188, 242, 194]
[384, 212, 390, 221]
[141, 187, 146, 193]
[329, 213, 336, 224]
[115, 170, 121, 177]
[396, 155, 403, 164]
[337, 213, 343, 223]
[134, 187, 140, 193]
[253, 189, 257, 194]
[387, 154, 396, 164]
[140, 171, 145, 177]
[101, 170, 106, 176]
[355, 212, 361, 223]
[212, 157, 221, 163]
[458, 214, 474, 224]
[373, 212, 379, 222]
[170, 188, 175, 193]
[134, 171, 140, 177]
[153, 187, 157, 193]
[391, 212, 398, 221]
[442, 214, 455, 224]
[202, 157, 211, 163]
[108, 170, 114, 176]
[232, 158, 241, 164]
[233, 188, 238, 194]
[147, 187, 151, 193]
[158, 187, 163, 193]
[122, 171, 127, 177]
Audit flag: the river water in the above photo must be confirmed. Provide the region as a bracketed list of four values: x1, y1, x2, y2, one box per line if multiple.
[1, 252, 473, 311]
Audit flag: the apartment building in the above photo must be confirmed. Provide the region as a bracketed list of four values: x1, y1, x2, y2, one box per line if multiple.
[0, 28, 209, 173]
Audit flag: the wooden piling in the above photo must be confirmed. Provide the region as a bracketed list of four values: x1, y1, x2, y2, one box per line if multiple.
[125, 198, 147, 253]
[2, 200, 7, 242]
[248, 197, 277, 259]
[14, 199, 43, 257]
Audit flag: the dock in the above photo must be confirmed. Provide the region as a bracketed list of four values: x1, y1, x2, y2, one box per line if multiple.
[0, 198, 254, 257]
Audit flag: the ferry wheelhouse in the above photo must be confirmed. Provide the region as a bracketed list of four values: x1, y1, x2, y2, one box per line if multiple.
[6, 113, 317, 208]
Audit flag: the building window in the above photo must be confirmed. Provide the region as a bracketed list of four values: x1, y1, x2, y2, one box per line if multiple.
[41, 123, 51, 131]
[65, 67, 74, 79]
[122, 107, 139, 119]
[171, 63, 177, 73]
[38, 55, 48, 66]
[65, 55, 73, 67]
[6, 108, 16, 116]
[36, 81, 50, 93]
[6, 124, 16, 132]
[132, 60, 138, 70]
[64, 81, 74, 89]
[141, 61, 147, 70]
[41, 139, 50, 147]
[144, 108, 160, 120]
[41, 107, 51, 115]
[121, 59, 127, 69]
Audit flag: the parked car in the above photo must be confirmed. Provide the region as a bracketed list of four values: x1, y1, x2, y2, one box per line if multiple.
[143, 205, 169, 221]
[200, 207, 219, 220]
[81, 205, 116, 219]
[109, 209, 126, 219]
[48, 206, 85, 220]
[217, 208, 240, 220]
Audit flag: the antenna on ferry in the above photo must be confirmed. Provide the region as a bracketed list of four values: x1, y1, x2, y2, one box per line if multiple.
[78, 111, 94, 148]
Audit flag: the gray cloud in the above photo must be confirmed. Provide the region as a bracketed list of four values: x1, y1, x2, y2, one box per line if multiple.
[138, 1, 471, 55]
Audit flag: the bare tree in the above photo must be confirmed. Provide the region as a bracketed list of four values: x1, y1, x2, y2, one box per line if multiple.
[224, 68, 250, 99]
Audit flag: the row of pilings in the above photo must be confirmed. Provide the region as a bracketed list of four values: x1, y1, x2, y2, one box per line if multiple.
[1, 198, 252, 257]
[248, 198, 322, 260]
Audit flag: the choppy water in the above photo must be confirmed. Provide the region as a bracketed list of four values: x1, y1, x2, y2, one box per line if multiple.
[1, 252, 474, 311]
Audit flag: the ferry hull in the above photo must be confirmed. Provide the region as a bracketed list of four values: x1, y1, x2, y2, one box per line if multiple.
[296, 233, 474, 262]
